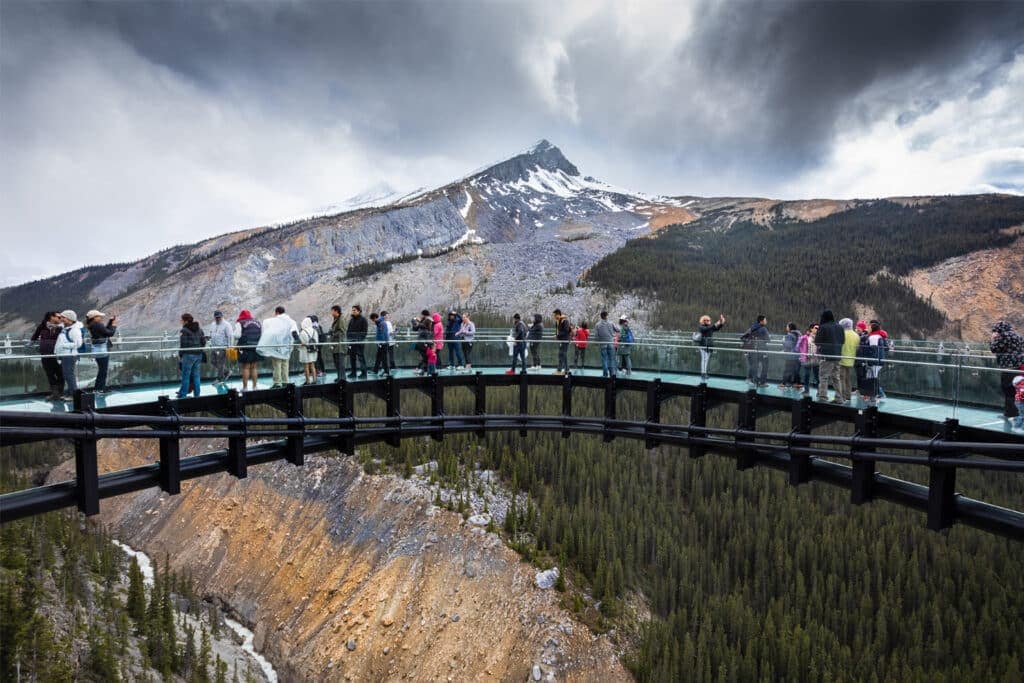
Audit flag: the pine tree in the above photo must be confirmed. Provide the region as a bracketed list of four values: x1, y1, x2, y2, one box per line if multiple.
[126, 557, 147, 622]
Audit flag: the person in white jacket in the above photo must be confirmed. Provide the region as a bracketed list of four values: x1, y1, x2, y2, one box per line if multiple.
[297, 316, 319, 385]
[54, 309, 84, 399]
[207, 310, 234, 384]
[256, 306, 299, 388]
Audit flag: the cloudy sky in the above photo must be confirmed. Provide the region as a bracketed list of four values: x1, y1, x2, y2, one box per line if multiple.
[2, 0, 1022, 286]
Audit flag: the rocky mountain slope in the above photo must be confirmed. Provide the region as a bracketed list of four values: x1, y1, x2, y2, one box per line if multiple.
[56, 438, 629, 682]
[1, 140, 676, 331]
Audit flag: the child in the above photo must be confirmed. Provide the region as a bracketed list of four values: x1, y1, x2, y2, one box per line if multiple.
[1013, 375, 1024, 430]
[425, 342, 438, 376]
[573, 322, 589, 371]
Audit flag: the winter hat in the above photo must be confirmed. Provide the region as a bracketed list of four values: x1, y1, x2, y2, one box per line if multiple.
[236, 310, 253, 322]
[1013, 376, 1024, 387]
[60, 309, 77, 323]
[85, 309, 104, 320]
[213, 310, 223, 318]
[856, 320, 868, 331]
[619, 316, 629, 323]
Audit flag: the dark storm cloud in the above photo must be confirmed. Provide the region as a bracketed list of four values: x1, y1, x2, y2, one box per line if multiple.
[605, 0, 1024, 183]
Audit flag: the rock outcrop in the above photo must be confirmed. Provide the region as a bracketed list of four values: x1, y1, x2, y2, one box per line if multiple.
[58, 439, 629, 682]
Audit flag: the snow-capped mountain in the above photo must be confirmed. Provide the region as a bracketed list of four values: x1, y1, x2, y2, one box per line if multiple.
[1, 141, 690, 330]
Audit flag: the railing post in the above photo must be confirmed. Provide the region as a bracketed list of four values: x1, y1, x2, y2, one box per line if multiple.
[928, 418, 960, 531]
[736, 389, 758, 470]
[645, 378, 662, 450]
[385, 374, 401, 448]
[285, 384, 304, 466]
[518, 371, 529, 437]
[851, 407, 878, 505]
[226, 389, 247, 478]
[338, 379, 355, 455]
[474, 372, 486, 440]
[561, 373, 573, 440]
[157, 395, 181, 495]
[73, 391, 99, 516]
[431, 374, 445, 443]
[603, 377, 617, 443]
[788, 396, 812, 485]
[689, 384, 707, 459]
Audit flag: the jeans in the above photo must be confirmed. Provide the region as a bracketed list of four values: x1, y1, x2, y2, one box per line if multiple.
[91, 341, 110, 391]
[781, 358, 799, 385]
[818, 360, 841, 400]
[41, 356, 64, 393]
[800, 363, 819, 390]
[618, 353, 632, 373]
[573, 346, 586, 369]
[271, 357, 289, 385]
[1014, 402, 1023, 429]
[557, 342, 569, 372]
[746, 351, 768, 384]
[600, 344, 617, 377]
[60, 356, 78, 395]
[178, 353, 202, 398]
[447, 340, 464, 367]
[511, 343, 527, 373]
[699, 348, 712, 377]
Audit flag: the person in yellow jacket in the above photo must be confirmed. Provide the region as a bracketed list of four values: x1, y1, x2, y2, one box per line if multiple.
[838, 318, 860, 404]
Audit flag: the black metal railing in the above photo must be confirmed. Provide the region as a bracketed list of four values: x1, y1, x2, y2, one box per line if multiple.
[2, 372, 1022, 539]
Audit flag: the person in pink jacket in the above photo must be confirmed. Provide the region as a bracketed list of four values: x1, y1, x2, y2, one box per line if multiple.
[431, 312, 445, 351]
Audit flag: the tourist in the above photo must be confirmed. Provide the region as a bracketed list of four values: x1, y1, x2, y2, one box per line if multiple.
[298, 316, 319, 385]
[54, 310, 84, 400]
[457, 312, 475, 370]
[235, 310, 262, 392]
[528, 313, 544, 370]
[990, 321, 1024, 419]
[411, 310, 432, 375]
[572, 321, 589, 372]
[593, 311, 618, 378]
[329, 305, 346, 379]
[616, 316, 634, 375]
[425, 341, 439, 376]
[310, 314, 326, 380]
[743, 315, 771, 387]
[176, 313, 206, 399]
[257, 306, 299, 388]
[779, 322, 800, 389]
[797, 323, 820, 395]
[346, 305, 369, 379]
[856, 320, 887, 407]
[83, 310, 117, 394]
[554, 309, 571, 374]
[207, 310, 233, 384]
[839, 318, 859, 403]
[814, 310, 844, 404]
[31, 311, 64, 400]
[853, 320, 869, 396]
[431, 312, 444, 353]
[446, 309, 465, 370]
[696, 314, 726, 381]
[371, 312, 394, 376]
[506, 313, 528, 375]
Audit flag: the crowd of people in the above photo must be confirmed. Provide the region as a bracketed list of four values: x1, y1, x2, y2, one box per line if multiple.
[24, 305, 1024, 426]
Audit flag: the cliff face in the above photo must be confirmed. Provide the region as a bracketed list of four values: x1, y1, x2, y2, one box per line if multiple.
[906, 233, 1024, 340]
[65, 439, 629, 681]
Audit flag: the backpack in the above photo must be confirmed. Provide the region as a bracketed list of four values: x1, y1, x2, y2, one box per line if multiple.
[65, 327, 88, 354]
[621, 327, 634, 344]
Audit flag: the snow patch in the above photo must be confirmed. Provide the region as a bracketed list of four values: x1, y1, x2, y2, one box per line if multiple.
[459, 189, 474, 219]
[535, 567, 560, 590]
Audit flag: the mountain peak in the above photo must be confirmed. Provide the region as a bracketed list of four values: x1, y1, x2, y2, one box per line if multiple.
[473, 139, 579, 184]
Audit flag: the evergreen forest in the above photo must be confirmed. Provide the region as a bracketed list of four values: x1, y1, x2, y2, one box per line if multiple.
[585, 195, 1024, 337]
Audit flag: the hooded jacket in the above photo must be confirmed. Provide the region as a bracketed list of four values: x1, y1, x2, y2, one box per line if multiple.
[528, 314, 544, 341]
[446, 312, 463, 340]
[257, 314, 299, 360]
[813, 310, 845, 359]
[346, 313, 368, 341]
[991, 321, 1024, 369]
[431, 313, 445, 350]
[54, 322, 84, 357]
[178, 322, 206, 357]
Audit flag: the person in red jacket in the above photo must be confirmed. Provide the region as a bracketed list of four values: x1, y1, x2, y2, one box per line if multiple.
[572, 322, 590, 372]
